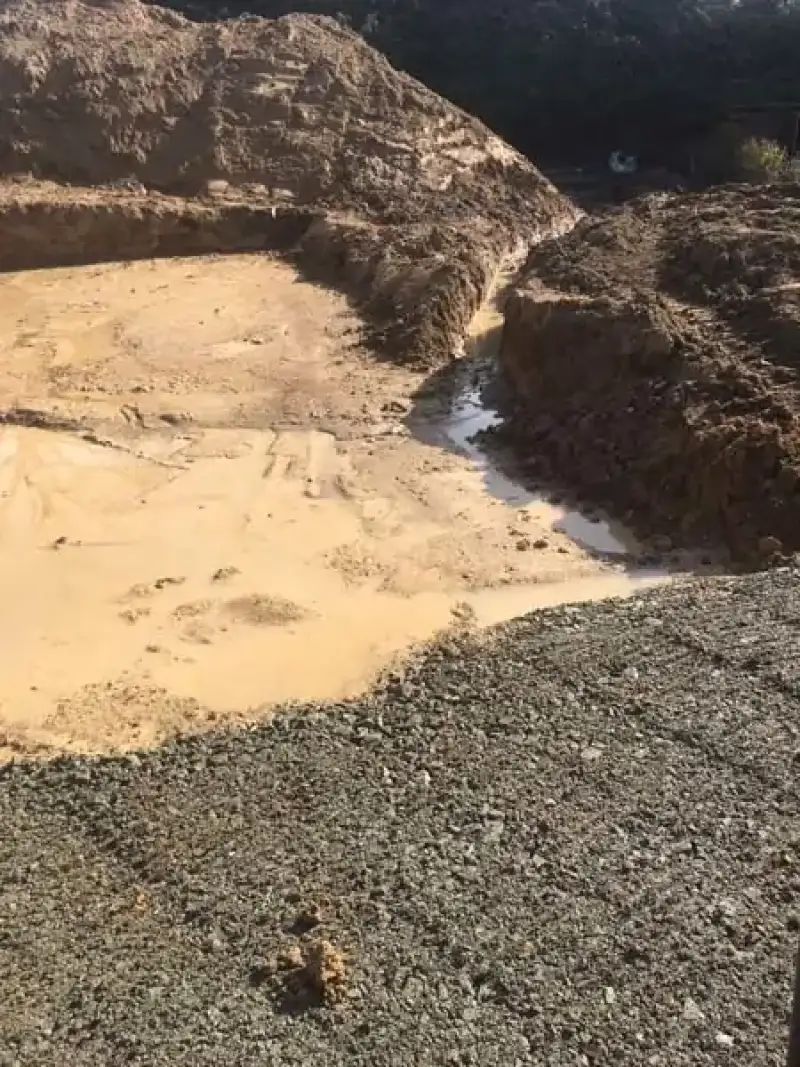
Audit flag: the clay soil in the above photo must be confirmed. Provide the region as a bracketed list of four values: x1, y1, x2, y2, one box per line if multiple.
[500, 182, 800, 566]
[0, 3, 588, 758]
[0, 183, 653, 761]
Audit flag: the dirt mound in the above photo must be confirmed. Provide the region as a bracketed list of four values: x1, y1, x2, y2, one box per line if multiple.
[0, 0, 565, 226]
[499, 184, 800, 566]
[0, 0, 576, 365]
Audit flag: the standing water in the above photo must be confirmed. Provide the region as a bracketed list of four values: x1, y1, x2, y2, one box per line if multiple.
[439, 381, 640, 559]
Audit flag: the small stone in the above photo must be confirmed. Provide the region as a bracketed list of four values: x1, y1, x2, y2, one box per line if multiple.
[205, 178, 230, 195]
[277, 944, 304, 970]
[683, 997, 705, 1022]
[715, 1032, 734, 1048]
[581, 746, 603, 762]
[603, 986, 616, 1005]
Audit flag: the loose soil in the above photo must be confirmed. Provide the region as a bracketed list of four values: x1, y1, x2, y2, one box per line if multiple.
[0, 0, 562, 224]
[500, 182, 800, 566]
[0, 249, 665, 761]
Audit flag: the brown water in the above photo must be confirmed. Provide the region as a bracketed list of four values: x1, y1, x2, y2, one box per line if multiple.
[0, 255, 670, 760]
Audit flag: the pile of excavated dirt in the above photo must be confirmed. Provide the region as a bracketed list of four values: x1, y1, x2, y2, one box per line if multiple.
[0, 0, 555, 219]
[0, 0, 577, 365]
[499, 183, 800, 566]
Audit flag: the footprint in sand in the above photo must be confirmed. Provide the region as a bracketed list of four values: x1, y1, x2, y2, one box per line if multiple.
[223, 594, 310, 627]
[172, 599, 214, 620]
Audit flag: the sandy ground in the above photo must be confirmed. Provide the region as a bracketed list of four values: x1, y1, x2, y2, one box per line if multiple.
[0, 254, 664, 758]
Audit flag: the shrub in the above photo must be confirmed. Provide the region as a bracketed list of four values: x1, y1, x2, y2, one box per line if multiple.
[737, 137, 790, 183]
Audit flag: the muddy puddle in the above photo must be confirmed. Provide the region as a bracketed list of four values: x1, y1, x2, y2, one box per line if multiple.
[438, 382, 638, 556]
[0, 255, 675, 759]
[420, 359, 669, 553]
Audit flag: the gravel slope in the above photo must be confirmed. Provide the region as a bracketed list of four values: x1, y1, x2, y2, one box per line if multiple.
[2, 570, 799, 1066]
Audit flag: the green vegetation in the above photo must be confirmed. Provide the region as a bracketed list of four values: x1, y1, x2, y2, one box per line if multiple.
[737, 137, 790, 182]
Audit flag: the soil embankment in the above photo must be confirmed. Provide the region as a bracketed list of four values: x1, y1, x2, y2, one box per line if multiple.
[500, 183, 800, 566]
[0, 0, 578, 365]
[0, 180, 505, 367]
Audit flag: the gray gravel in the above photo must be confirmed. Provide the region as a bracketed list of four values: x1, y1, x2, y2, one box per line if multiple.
[2, 569, 799, 1066]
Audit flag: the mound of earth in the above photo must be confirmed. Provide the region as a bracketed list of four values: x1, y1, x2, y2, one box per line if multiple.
[499, 183, 800, 566]
[0, 0, 565, 225]
[0, 0, 576, 365]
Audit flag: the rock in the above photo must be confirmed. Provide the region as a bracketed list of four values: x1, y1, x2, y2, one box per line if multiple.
[581, 745, 604, 762]
[205, 179, 230, 196]
[683, 998, 705, 1022]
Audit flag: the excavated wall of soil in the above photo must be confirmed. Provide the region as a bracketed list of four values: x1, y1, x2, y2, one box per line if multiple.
[0, 1, 580, 368]
[500, 187, 800, 566]
[0, 182, 522, 367]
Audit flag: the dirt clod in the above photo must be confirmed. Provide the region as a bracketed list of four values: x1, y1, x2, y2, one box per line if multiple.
[294, 939, 349, 1004]
[223, 595, 308, 628]
[211, 567, 240, 583]
[278, 944, 305, 971]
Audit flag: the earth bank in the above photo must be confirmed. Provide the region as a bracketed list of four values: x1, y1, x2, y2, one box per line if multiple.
[0, 0, 577, 366]
[499, 183, 800, 567]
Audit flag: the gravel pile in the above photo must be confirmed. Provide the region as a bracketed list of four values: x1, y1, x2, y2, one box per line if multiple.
[2, 570, 799, 1066]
